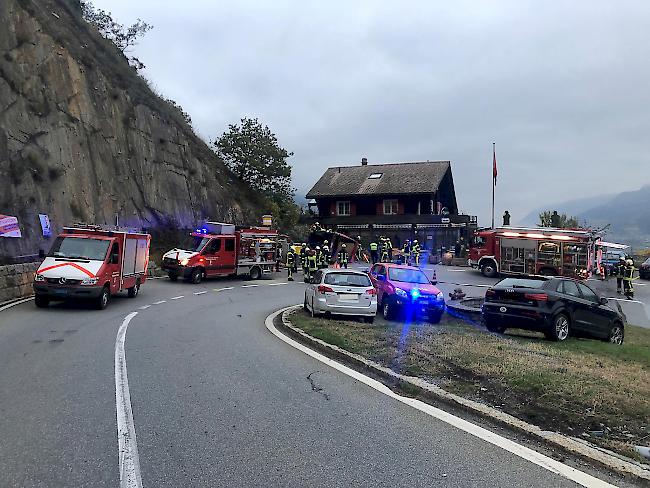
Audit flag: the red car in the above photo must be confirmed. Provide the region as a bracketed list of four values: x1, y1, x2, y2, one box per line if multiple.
[368, 263, 445, 323]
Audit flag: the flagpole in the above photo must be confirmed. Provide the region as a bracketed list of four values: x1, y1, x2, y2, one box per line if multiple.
[492, 142, 495, 229]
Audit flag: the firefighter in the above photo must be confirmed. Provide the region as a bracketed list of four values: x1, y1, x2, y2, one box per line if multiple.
[286, 248, 295, 281]
[355, 236, 362, 261]
[369, 240, 379, 264]
[322, 240, 331, 265]
[614, 256, 625, 293]
[300, 243, 308, 274]
[412, 239, 421, 267]
[402, 240, 411, 265]
[338, 244, 349, 269]
[306, 249, 318, 282]
[315, 246, 325, 269]
[623, 259, 636, 300]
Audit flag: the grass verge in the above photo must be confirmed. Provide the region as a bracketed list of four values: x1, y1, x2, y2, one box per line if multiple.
[289, 310, 650, 463]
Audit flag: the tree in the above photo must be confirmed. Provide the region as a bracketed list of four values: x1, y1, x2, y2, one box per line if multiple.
[538, 210, 580, 229]
[165, 99, 192, 128]
[214, 118, 298, 233]
[214, 118, 294, 202]
[80, 1, 152, 70]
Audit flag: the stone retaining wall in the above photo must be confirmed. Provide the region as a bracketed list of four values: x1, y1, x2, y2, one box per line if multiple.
[0, 263, 39, 303]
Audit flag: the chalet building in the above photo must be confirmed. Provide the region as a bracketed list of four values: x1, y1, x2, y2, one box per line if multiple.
[306, 158, 477, 251]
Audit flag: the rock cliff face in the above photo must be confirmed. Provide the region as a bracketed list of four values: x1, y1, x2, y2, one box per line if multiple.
[0, 0, 261, 258]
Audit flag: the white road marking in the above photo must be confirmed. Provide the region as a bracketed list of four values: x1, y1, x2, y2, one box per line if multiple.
[170, 295, 184, 300]
[607, 297, 645, 305]
[439, 282, 493, 288]
[138, 305, 151, 310]
[152, 300, 167, 305]
[214, 287, 234, 292]
[0, 296, 34, 313]
[265, 307, 616, 488]
[242, 284, 259, 288]
[268, 282, 289, 286]
[193, 291, 208, 295]
[115, 312, 143, 488]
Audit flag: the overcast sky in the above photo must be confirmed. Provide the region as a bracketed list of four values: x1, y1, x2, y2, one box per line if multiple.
[94, 0, 650, 224]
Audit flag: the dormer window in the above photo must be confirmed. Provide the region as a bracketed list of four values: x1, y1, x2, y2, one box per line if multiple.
[368, 173, 383, 179]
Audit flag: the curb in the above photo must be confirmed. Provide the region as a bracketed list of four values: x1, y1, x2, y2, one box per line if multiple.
[0, 295, 34, 312]
[277, 305, 650, 485]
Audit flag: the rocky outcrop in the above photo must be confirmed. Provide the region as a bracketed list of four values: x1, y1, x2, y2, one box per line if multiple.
[0, 0, 262, 259]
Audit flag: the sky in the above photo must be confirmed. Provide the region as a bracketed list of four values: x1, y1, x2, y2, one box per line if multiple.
[93, 0, 650, 225]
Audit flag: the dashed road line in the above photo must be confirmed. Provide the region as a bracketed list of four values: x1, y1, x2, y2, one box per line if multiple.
[170, 296, 184, 300]
[242, 284, 260, 288]
[268, 282, 289, 286]
[193, 291, 208, 295]
[214, 287, 234, 292]
[138, 305, 151, 310]
[152, 300, 167, 305]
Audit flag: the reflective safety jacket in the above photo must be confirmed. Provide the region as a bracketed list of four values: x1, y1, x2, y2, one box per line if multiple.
[412, 243, 421, 255]
[623, 265, 636, 281]
[614, 262, 626, 278]
[369, 242, 378, 251]
[338, 249, 349, 263]
[286, 251, 295, 266]
[307, 253, 318, 271]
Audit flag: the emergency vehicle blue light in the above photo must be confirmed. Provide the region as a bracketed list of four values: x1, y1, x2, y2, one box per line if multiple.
[411, 288, 420, 299]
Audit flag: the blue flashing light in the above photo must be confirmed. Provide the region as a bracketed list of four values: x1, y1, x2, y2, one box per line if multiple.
[411, 288, 421, 299]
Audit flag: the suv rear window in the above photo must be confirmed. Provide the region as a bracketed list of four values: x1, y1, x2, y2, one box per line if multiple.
[324, 272, 371, 287]
[496, 278, 546, 289]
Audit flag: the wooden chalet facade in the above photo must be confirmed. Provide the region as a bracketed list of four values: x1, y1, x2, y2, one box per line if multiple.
[306, 159, 477, 251]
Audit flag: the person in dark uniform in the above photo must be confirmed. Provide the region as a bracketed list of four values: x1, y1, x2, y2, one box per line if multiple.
[338, 244, 349, 269]
[614, 256, 626, 294]
[286, 248, 295, 281]
[369, 240, 379, 264]
[623, 259, 636, 300]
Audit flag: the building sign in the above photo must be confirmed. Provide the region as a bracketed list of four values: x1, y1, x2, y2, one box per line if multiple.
[39, 214, 52, 237]
[0, 214, 21, 237]
[262, 214, 273, 227]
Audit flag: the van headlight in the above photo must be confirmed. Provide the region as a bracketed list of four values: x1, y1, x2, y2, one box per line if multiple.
[34, 274, 45, 282]
[180, 258, 189, 266]
[81, 277, 99, 285]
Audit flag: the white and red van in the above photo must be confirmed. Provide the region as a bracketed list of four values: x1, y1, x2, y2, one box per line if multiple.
[33, 224, 151, 309]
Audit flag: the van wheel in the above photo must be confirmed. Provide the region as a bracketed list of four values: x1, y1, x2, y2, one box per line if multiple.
[35, 295, 49, 308]
[127, 283, 140, 298]
[249, 266, 261, 280]
[481, 262, 498, 278]
[190, 268, 203, 284]
[96, 287, 110, 310]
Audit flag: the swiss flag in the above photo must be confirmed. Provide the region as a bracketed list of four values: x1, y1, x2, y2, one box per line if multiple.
[492, 144, 498, 186]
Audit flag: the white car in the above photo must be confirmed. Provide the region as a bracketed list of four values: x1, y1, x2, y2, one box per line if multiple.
[304, 269, 378, 323]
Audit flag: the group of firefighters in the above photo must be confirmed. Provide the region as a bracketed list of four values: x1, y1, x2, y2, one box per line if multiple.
[284, 240, 351, 282]
[613, 256, 637, 300]
[367, 236, 421, 266]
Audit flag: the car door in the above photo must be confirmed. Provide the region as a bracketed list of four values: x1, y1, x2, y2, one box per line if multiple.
[369, 265, 388, 303]
[559, 280, 589, 334]
[576, 282, 611, 339]
[202, 238, 222, 277]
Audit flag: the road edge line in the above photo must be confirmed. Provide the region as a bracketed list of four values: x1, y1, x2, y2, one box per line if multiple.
[0, 296, 35, 313]
[115, 312, 143, 488]
[267, 306, 649, 486]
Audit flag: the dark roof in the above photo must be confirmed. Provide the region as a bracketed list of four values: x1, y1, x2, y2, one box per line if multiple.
[306, 161, 451, 198]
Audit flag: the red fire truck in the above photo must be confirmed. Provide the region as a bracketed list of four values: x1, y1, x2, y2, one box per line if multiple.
[469, 227, 602, 279]
[161, 222, 279, 283]
[34, 224, 151, 309]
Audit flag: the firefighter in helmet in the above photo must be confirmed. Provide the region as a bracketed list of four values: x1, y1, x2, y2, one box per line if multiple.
[369, 239, 379, 264]
[623, 258, 636, 300]
[412, 239, 421, 267]
[306, 248, 318, 282]
[322, 240, 331, 266]
[402, 240, 411, 265]
[300, 243, 308, 275]
[286, 247, 295, 281]
[380, 236, 390, 263]
[614, 255, 626, 294]
[338, 244, 349, 269]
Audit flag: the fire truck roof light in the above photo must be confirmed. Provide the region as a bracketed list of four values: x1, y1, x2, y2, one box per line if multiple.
[550, 235, 572, 240]
[502, 232, 521, 237]
[525, 233, 546, 239]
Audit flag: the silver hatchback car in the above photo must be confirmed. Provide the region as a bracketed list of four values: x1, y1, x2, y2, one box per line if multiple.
[304, 269, 378, 323]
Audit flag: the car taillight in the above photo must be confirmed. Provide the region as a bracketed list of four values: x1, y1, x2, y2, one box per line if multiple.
[524, 293, 548, 301]
[318, 285, 334, 293]
[366, 288, 377, 295]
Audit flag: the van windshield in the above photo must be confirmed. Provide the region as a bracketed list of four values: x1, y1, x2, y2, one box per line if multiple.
[182, 236, 210, 252]
[48, 236, 111, 261]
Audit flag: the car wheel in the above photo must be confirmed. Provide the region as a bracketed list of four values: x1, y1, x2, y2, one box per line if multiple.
[547, 313, 570, 341]
[311, 298, 316, 318]
[428, 311, 443, 324]
[485, 322, 506, 334]
[481, 262, 498, 278]
[363, 316, 375, 324]
[190, 268, 203, 284]
[96, 286, 110, 310]
[303, 293, 309, 312]
[608, 323, 624, 345]
[127, 283, 140, 298]
[34, 295, 49, 308]
[382, 300, 394, 320]
[168, 273, 178, 282]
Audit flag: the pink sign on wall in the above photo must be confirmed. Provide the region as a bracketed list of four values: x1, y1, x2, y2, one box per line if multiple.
[0, 214, 21, 237]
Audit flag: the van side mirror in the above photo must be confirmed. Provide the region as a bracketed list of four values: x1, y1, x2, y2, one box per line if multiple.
[599, 297, 608, 305]
[38, 249, 45, 259]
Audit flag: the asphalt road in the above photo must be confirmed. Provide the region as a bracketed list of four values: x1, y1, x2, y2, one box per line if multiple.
[0, 271, 641, 487]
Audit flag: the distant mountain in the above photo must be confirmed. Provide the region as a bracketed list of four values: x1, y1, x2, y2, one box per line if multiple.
[517, 186, 650, 249]
[518, 193, 616, 227]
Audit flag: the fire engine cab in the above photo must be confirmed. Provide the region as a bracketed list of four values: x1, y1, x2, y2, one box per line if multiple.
[469, 227, 602, 279]
[161, 222, 279, 283]
[33, 224, 151, 309]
